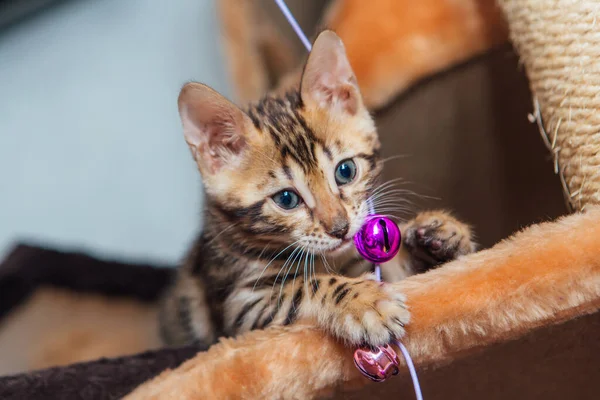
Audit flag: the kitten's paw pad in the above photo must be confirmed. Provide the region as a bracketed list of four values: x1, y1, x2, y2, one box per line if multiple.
[404, 211, 474, 270]
[330, 279, 409, 347]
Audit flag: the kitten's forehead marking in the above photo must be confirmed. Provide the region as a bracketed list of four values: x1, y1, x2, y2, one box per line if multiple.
[247, 91, 321, 174]
[317, 146, 340, 196]
[284, 161, 316, 209]
[295, 177, 316, 209]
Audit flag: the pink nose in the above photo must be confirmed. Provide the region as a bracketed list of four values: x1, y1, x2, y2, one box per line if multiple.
[353, 344, 400, 382]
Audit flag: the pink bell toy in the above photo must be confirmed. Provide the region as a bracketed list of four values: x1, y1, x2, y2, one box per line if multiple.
[354, 215, 401, 263]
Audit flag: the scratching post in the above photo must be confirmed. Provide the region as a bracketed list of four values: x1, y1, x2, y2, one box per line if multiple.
[498, 0, 600, 211]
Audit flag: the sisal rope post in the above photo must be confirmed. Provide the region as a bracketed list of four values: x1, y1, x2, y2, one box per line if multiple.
[498, 0, 600, 211]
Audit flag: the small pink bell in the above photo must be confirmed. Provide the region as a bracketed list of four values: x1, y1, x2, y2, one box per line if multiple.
[353, 344, 400, 382]
[354, 215, 401, 263]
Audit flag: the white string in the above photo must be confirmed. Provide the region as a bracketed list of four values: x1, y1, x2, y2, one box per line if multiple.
[274, 1, 423, 398]
[371, 197, 423, 400]
[395, 340, 424, 400]
[274, 0, 312, 51]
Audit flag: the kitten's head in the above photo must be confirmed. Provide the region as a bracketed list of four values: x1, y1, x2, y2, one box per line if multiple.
[178, 31, 381, 255]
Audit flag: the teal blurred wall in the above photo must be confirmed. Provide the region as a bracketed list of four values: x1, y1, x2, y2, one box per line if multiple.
[0, 0, 230, 263]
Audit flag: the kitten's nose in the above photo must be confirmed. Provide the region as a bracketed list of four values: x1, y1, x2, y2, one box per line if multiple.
[328, 218, 350, 239]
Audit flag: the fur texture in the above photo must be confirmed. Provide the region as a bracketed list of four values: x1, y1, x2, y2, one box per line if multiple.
[160, 31, 474, 350]
[127, 207, 600, 399]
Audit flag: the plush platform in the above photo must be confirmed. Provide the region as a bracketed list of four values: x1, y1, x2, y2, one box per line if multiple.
[1, 234, 599, 399]
[2, 40, 596, 399]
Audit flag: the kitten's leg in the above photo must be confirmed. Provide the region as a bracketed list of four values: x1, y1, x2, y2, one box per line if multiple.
[304, 274, 409, 345]
[229, 273, 409, 347]
[158, 275, 215, 347]
[126, 208, 600, 400]
[398, 210, 475, 275]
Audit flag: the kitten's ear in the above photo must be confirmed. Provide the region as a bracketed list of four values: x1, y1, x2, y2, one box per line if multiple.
[178, 83, 253, 174]
[300, 30, 362, 115]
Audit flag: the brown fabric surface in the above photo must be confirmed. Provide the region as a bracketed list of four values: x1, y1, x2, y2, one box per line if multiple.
[0, 243, 174, 323]
[375, 45, 566, 247]
[0, 345, 200, 400]
[0, 244, 201, 399]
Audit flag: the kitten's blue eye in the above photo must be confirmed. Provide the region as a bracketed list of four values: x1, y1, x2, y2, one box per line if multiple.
[335, 159, 357, 185]
[272, 190, 301, 210]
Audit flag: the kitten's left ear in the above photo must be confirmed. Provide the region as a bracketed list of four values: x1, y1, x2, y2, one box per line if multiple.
[300, 30, 362, 115]
[178, 83, 254, 174]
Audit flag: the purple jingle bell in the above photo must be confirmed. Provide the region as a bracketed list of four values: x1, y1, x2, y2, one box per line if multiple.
[353, 344, 400, 382]
[354, 215, 401, 263]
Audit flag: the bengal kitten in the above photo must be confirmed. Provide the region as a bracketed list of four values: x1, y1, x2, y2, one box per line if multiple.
[159, 31, 474, 348]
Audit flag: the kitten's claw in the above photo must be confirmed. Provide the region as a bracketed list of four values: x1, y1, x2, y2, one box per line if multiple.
[324, 278, 410, 347]
[403, 210, 474, 272]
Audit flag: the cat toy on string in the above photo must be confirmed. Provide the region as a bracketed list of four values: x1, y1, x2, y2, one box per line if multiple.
[273, 1, 423, 399]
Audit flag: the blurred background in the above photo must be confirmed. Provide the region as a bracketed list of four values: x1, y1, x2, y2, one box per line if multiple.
[0, 0, 230, 263]
[0, 0, 568, 266]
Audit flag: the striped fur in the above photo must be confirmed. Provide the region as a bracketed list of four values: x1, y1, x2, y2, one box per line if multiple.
[159, 31, 474, 348]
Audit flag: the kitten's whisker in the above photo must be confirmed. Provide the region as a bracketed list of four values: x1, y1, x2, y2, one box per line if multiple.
[374, 204, 413, 210]
[371, 201, 415, 210]
[257, 241, 275, 260]
[369, 189, 429, 205]
[320, 253, 336, 275]
[369, 188, 421, 201]
[369, 179, 439, 203]
[270, 245, 301, 303]
[357, 200, 371, 222]
[303, 246, 310, 290]
[312, 253, 316, 284]
[370, 178, 406, 196]
[381, 154, 410, 164]
[319, 254, 329, 274]
[375, 203, 413, 211]
[372, 177, 409, 190]
[372, 187, 441, 203]
[279, 246, 304, 305]
[253, 240, 301, 292]
[374, 207, 413, 214]
[371, 199, 416, 209]
[375, 211, 412, 218]
[205, 222, 240, 246]
[291, 247, 308, 312]
[373, 212, 410, 221]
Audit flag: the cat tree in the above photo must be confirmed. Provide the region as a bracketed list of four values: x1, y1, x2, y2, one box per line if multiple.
[500, 0, 600, 211]
[125, 1, 600, 398]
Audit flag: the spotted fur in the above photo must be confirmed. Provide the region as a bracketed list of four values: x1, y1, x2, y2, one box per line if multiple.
[159, 31, 474, 348]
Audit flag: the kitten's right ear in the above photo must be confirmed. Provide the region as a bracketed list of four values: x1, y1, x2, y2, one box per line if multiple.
[300, 30, 362, 115]
[178, 83, 252, 174]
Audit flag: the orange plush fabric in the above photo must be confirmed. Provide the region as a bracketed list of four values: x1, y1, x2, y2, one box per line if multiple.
[219, 0, 508, 110]
[126, 208, 600, 399]
[325, 0, 509, 109]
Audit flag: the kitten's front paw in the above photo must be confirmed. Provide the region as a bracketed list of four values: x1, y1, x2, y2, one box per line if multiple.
[403, 210, 474, 272]
[327, 277, 409, 347]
